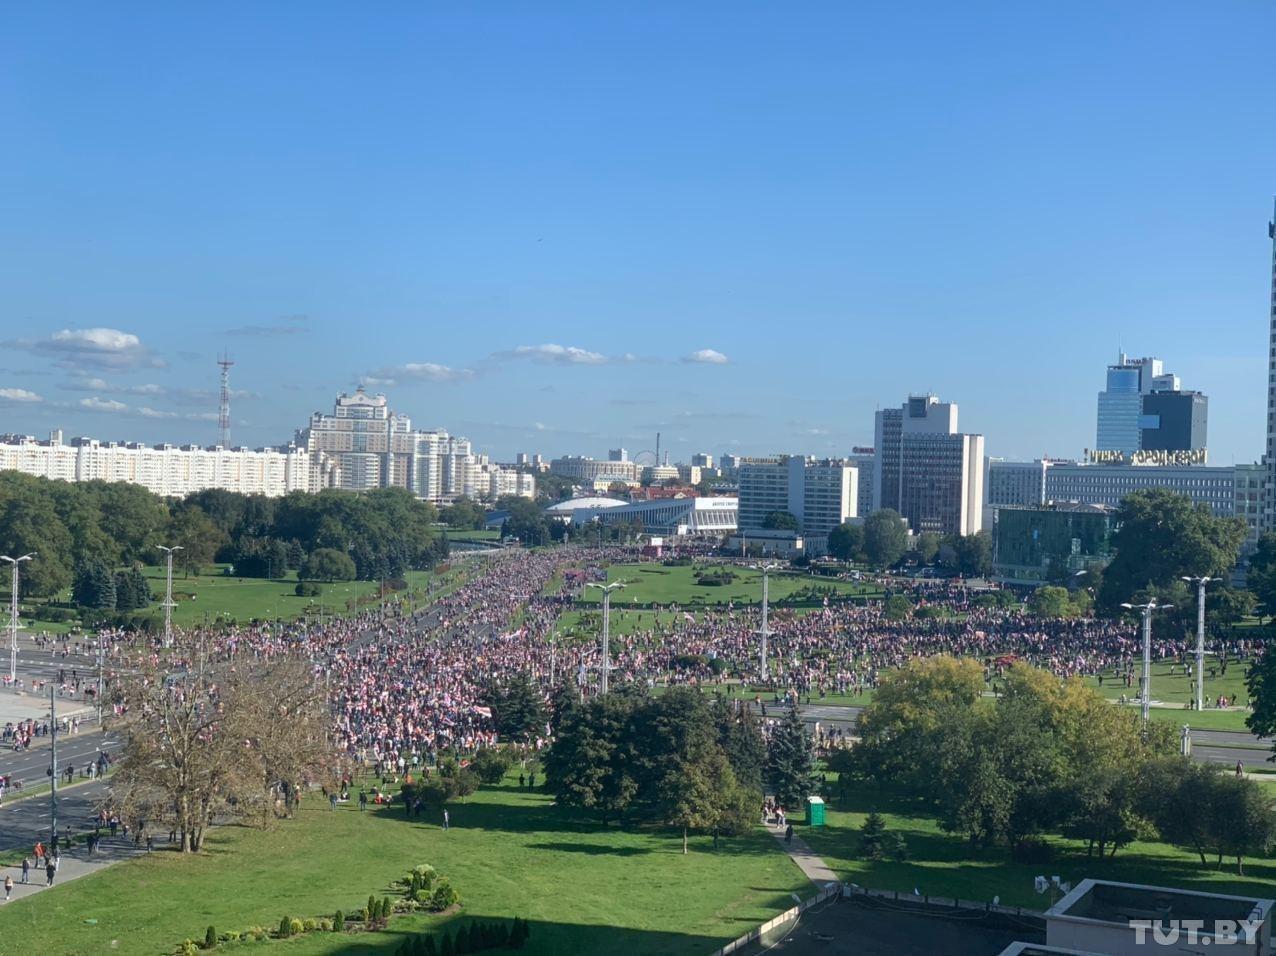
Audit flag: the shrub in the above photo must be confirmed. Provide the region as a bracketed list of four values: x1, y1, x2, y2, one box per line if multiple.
[295, 581, 323, 597]
[303, 918, 318, 932]
[429, 879, 460, 911]
[245, 927, 269, 941]
[334, 910, 345, 932]
[177, 941, 199, 956]
[204, 926, 217, 950]
[318, 918, 333, 932]
[279, 916, 293, 938]
[289, 918, 304, 936]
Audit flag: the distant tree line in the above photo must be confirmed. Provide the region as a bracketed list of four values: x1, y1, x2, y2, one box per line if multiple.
[0, 472, 448, 600]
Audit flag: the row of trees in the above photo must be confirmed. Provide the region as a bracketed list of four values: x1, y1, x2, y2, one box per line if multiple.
[826, 509, 991, 576]
[848, 656, 1273, 871]
[0, 473, 447, 597]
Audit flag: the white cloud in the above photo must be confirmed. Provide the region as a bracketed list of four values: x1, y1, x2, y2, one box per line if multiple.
[506, 344, 607, 365]
[0, 388, 42, 402]
[14, 327, 163, 370]
[684, 348, 729, 365]
[79, 396, 128, 412]
[364, 362, 474, 387]
[65, 377, 166, 396]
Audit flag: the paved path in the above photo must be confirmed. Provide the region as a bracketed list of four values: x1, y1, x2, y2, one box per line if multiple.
[0, 837, 140, 903]
[0, 779, 113, 852]
[767, 821, 838, 887]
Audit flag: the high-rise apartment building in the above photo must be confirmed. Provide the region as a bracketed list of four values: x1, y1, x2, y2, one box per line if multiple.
[299, 387, 415, 492]
[873, 396, 984, 536]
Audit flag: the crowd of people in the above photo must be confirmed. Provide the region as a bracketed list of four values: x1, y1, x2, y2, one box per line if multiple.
[6, 548, 1261, 778]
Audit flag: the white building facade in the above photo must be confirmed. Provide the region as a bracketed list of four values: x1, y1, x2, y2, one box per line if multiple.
[0, 433, 317, 498]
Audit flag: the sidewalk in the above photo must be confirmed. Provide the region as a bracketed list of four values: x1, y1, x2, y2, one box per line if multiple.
[0, 838, 140, 904]
[766, 820, 838, 885]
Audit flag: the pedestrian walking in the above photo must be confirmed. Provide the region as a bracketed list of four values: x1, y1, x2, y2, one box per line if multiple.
[4, 875, 12, 901]
[45, 861, 55, 887]
[442, 808, 450, 831]
[20, 858, 29, 884]
[785, 824, 794, 844]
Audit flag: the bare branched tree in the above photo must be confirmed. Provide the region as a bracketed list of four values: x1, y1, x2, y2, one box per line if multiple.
[106, 636, 339, 852]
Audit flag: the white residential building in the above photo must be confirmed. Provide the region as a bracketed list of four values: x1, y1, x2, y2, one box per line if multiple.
[737, 456, 858, 549]
[0, 433, 318, 497]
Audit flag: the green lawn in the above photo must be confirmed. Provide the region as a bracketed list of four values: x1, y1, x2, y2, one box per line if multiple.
[802, 784, 1276, 910]
[0, 776, 807, 956]
[21, 564, 476, 636]
[1081, 660, 1255, 733]
[577, 563, 879, 608]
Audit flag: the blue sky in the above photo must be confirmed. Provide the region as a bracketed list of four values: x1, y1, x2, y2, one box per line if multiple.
[1, 2, 1273, 465]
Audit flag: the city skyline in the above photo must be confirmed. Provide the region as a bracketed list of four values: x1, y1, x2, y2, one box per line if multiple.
[3, 3, 1275, 463]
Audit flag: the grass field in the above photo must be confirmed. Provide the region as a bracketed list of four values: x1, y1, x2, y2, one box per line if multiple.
[1081, 659, 1256, 733]
[577, 563, 879, 608]
[21, 562, 478, 637]
[802, 784, 1276, 910]
[0, 776, 807, 956]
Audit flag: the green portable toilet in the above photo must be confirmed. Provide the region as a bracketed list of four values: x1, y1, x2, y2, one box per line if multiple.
[807, 795, 826, 827]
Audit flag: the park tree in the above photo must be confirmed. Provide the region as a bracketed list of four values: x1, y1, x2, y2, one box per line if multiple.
[883, 593, 912, 621]
[826, 522, 864, 562]
[1246, 648, 1276, 748]
[765, 706, 817, 811]
[543, 692, 639, 823]
[946, 532, 992, 577]
[762, 511, 800, 532]
[500, 498, 551, 546]
[1027, 586, 1072, 619]
[470, 747, 513, 786]
[109, 639, 336, 851]
[0, 485, 74, 597]
[442, 497, 486, 531]
[712, 697, 767, 790]
[1247, 533, 1276, 621]
[488, 673, 548, 743]
[863, 510, 908, 568]
[300, 547, 357, 582]
[1097, 489, 1246, 615]
[113, 566, 153, 611]
[73, 559, 117, 610]
[166, 505, 225, 577]
[915, 532, 941, 565]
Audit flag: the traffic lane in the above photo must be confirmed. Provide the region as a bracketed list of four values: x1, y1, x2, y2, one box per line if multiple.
[0, 779, 111, 851]
[0, 733, 118, 784]
[1194, 746, 1273, 769]
[1192, 729, 1271, 747]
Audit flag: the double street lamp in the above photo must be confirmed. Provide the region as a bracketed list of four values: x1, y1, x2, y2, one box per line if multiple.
[1121, 599, 1172, 730]
[750, 562, 781, 682]
[156, 545, 183, 649]
[1, 552, 35, 684]
[587, 581, 626, 695]
[1182, 576, 1214, 714]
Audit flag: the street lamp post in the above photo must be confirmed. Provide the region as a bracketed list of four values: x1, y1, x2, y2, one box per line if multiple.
[750, 562, 780, 682]
[1122, 600, 1172, 730]
[157, 545, 183, 649]
[587, 582, 626, 695]
[1182, 576, 1214, 714]
[1, 553, 35, 684]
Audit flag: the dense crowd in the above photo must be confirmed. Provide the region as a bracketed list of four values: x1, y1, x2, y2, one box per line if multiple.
[8, 551, 1260, 770]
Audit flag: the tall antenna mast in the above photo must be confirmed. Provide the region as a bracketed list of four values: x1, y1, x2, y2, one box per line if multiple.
[217, 351, 235, 447]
